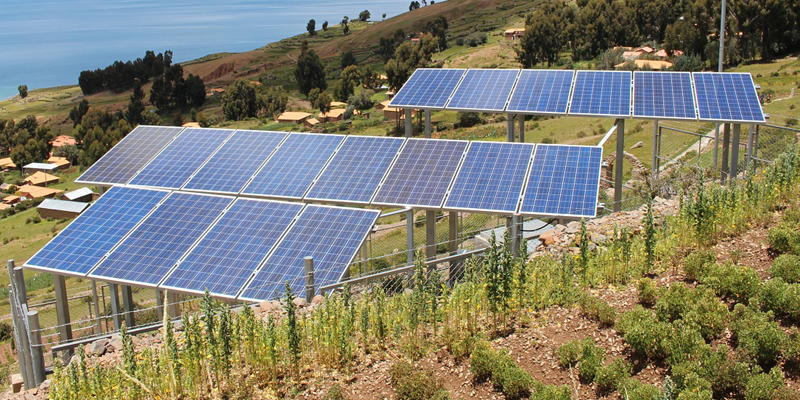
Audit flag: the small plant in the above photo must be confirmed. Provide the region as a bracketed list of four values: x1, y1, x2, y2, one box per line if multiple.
[768, 226, 800, 255]
[557, 339, 584, 369]
[389, 361, 449, 400]
[324, 384, 348, 400]
[644, 200, 657, 269]
[731, 304, 786, 369]
[616, 306, 668, 360]
[578, 294, 616, 327]
[683, 250, 716, 281]
[284, 282, 301, 376]
[744, 367, 784, 400]
[703, 262, 761, 303]
[594, 358, 632, 394]
[637, 278, 657, 307]
[771, 254, 800, 283]
[578, 340, 605, 383]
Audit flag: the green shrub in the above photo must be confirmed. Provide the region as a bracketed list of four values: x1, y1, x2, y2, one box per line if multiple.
[619, 379, 662, 400]
[656, 284, 728, 340]
[683, 250, 716, 281]
[557, 339, 584, 369]
[768, 226, 800, 254]
[594, 358, 632, 394]
[672, 345, 749, 398]
[493, 352, 535, 400]
[578, 340, 605, 383]
[703, 263, 761, 303]
[469, 341, 495, 382]
[760, 278, 800, 321]
[578, 294, 616, 327]
[675, 389, 713, 400]
[663, 320, 706, 365]
[731, 304, 786, 368]
[637, 278, 657, 307]
[529, 382, 572, 400]
[783, 328, 800, 369]
[616, 306, 668, 359]
[656, 283, 694, 322]
[771, 254, 800, 283]
[324, 384, 348, 400]
[744, 368, 784, 400]
[389, 361, 450, 400]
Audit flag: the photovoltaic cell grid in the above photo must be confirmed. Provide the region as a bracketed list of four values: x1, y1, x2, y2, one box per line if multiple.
[520, 145, 602, 218]
[89, 192, 233, 287]
[239, 205, 380, 301]
[76, 126, 183, 185]
[24, 187, 168, 276]
[445, 69, 520, 112]
[389, 68, 466, 109]
[129, 128, 234, 189]
[693, 72, 765, 123]
[444, 142, 534, 213]
[161, 199, 303, 298]
[506, 70, 574, 115]
[373, 139, 468, 208]
[633, 71, 696, 119]
[184, 130, 288, 193]
[242, 133, 345, 199]
[568, 71, 632, 117]
[306, 136, 405, 204]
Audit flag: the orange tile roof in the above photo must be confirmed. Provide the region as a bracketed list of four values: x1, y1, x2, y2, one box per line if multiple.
[50, 135, 76, 147]
[276, 111, 311, 122]
[182, 122, 201, 128]
[46, 156, 71, 168]
[0, 157, 16, 169]
[18, 185, 63, 199]
[23, 171, 60, 186]
[0, 204, 9, 211]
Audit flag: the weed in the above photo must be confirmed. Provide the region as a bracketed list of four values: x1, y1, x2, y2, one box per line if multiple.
[389, 361, 449, 400]
[683, 250, 716, 282]
[578, 294, 616, 327]
[636, 278, 658, 307]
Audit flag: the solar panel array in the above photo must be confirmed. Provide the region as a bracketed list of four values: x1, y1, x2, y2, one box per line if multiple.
[693, 72, 765, 123]
[506, 70, 574, 115]
[389, 68, 466, 109]
[445, 69, 519, 112]
[633, 71, 696, 120]
[570, 71, 632, 117]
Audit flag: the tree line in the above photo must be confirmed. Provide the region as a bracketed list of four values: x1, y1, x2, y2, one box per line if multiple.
[78, 51, 174, 95]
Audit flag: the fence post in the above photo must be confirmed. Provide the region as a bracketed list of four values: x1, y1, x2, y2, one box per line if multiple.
[746, 124, 755, 174]
[53, 274, 73, 360]
[91, 281, 103, 335]
[651, 120, 659, 178]
[304, 257, 315, 302]
[25, 309, 46, 386]
[425, 210, 436, 260]
[12, 266, 35, 390]
[121, 285, 135, 328]
[109, 284, 122, 331]
[7, 261, 33, 390]
[721, 123, 730, 183]
[614, 119, 625, 212]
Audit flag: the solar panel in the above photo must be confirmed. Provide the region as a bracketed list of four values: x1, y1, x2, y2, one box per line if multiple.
[372, 138, 468, 208]
[24, 187, 168, 276]
[633, 71, 696, 120]
[183, 130, 288, 194]
[444, 142, 534, 213]
[569, 71, 632, 117]
[445, 69, 520, 112]
[389, 68, 466, 109]
[505, 70, 575, 115]
[520, 144, 602, 218]
[242, 133, 345, 199]
[160, 199, 303, 298]
[89, 192, 233, 287]
[76, 126, 183, 185]
[693, 72, 765, 123]
[305, 136, 405, 204]
[239, 205, 380, 301]
[128, 128, 234, 189]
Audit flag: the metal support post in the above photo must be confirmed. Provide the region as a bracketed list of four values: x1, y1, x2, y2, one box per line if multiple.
[406, 210, 415, 264]
[53, 274, 73, 360]
[91, 281, 102, 335]
[8, 261, 32, 389]
[721, 123, 730, 183]
[511, 216, 521, 257]
[425, 210, 436, 260]
[746, 124, 755, 174]
[448, 212, 458, 255]
[156, 290, 164, 318]
[713, 123, 720, 169]
[13, 268, 35, 389]
[652, 120, 659, 178]
[518, 114, 525, 142]
[167, 292, 180, 319]
[304, 257, 315, 302]
[109, 284, 122, 330]
[614, 119, 625, 212]
[730, 124, 741, 181]
[424, 110, 431, 138]
[26, 310, 46, 386]
[405, 109, 412, 137]
[121, 285, 135, 328]
[507, 115, 515, 141]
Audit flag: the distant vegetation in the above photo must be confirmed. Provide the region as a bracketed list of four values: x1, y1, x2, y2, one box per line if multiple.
[78, 50, 174, 95]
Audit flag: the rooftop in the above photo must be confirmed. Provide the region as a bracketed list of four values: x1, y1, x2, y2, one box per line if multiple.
[23, 163, 58, 171]
[38, 199, 89, 214]
[64, 187, 95, 201]
[23, 171, 60, 186]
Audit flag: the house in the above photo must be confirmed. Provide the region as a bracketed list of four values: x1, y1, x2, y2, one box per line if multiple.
[18, 185, 63, 199]
[303, 118, 321, 128]
[319, 109, 347, 123]
[276, 111, 311, 124]
[0, 157, 17, 169]
[0, 204, 9, 211]
[50, 135, 76, 148]
[616, 59, 674, 70]
[182, 122, 201, 128]
[330, 101, 347, 108]
[377, 100, 392, 111]
[3, 195, 20, 205]
[634, 46, 655, 54]
[655, 49, 684, 58]
[22, 163, 58, 175]
[37, 199, 88, 220]
[64, 187, 96, 202]
[46, 156, 71, 170]
[503, 28, 525, 40]
[622, 50, 643, 61]
[383, 106, 417, 120]
[23, 171, 60, 187]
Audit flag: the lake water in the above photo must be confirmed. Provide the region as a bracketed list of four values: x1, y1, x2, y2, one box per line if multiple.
[0, 0, 412, 100]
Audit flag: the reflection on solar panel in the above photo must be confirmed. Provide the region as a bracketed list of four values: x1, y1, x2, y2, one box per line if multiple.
[76, 126, 183, 185]
[446, 69, 520, 112]
[506, 70, 574, 115]
[693, 72, 765, 123]
[129, 128, 234, 189]
[633, 72, 696, 119]
[569, 71, 632, 117]
[372, 139, 468, 208]
[389, 68, 466, 109]
[306, 136, 405, 204]
[24, 187, 168, 276]
[242, 133, 345, 199]
[520, 145, 602, 218]
[161, 199, 303, 298]
[89, 192, 233, 287]
[239, 205, 380, 301]
[444, 142, 534, 213]
[184, 130, 288, 193]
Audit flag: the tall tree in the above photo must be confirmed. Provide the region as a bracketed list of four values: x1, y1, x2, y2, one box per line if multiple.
[385, 34, 437, 90]
[69, 99, 90, 127]
[359, 10, 370, 22]
[423, 16, 448, 50]
[294, 40, 327, 96]
[307, 19, 316, 35]
[221, 80, 259, 121]
[125, 81, 146, 126]
[516, 1, 573, 67]
[322, 21, 329, 31]
[17, 85, 28, 99]
[340, 50, 357, 70]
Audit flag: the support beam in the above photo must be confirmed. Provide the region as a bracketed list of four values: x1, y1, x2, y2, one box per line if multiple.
[730, 124, 741, 181]
[25, 310, 46, 386]
[304, 256, 315, 302]
[518, 114, 525, 142]
[614, 119, 625, 212]
[53, 274, 73, 360]
[506, 114, 515, 141]
[652, 120, 659, 178]
[746, 124, 755, 174]
[721, 123, 730, 183]
[91, 281, 102, 335]
[156, 290, 164, 319]
[166, 292, 180, 319]
[511, 216, 521, 257]
[424, 110, 431, 138]
[121, 285, 135, 328]
[425, 210, 436, 260]
[448, 212, 458, 255]
[8, 261, 32, 389]
[404, 109, 412, 137]
[713, 123, 720, 169]
[108, 284, 121, 330]
[406, 210, 414, 264]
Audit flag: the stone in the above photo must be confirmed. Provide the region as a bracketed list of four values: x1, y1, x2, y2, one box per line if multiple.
[630, 141, 644, 149]
[38, 380, 50, 391]
[108, 336, 123, 353]
[292, 297, 307, 307]
[10, 373, 23, 393]
[259, 301, 272, 313]
[590, 233, 608, 244]
[271, 300, 282, 310]
[311, 295, 325, 304]
[539, 230, 557, 246]
[88, 338, 108, 356]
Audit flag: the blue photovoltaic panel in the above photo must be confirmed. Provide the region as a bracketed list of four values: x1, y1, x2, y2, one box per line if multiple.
[161, 199, 303, 298]
[633, 71, 696, 119]
[306, 136, 405, 204]
[24, 187, 168, 276]
[506, 70, 574, 115]
[239, 205, 380, 301]
[520, 145, 602, 218]
[184, 130, 287, 193]
[128, 128, 234, 189]
[89, 192, 233, 287]
[446, 69, 520, 112]
[693, 72, 765, 123]
[76, 126, 183, 185]
[444, 142, 534, 213]
[389, 68, 466, 109]
[242, 133, 345, 199]
[372, 139, 468, 208]
[569, 71, 632, 117]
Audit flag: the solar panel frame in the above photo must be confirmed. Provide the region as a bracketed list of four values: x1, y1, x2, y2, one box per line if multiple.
[237, 204, 380, 302]
[75, 125, 185, 186]
[304, 136, 407, 205]
[692, 72, 766, 123]
[568, 70, 632, 118]
[632, 71, 697, 121]
[519, 144, 603, 218]
[505, 70, 576, 115]
[23, 187, 170, 277]
[388, 68, 467, 110]
[444, 69, 521, 112]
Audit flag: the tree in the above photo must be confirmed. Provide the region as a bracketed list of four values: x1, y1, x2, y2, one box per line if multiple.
[340, 50, 357, 69]
[385, 34, 437, 90]
[125, 81, 146, 126]
[672, 54, 704, 72]
[10, 125, 52, 169]
[664, 18, 706, 58]
[341, 65, 362, 88]
[423, 16, 448, 50]
[359, 10, 370, 22]
[17, 85, 28, 99]
[69, 99, 90, 127]
[185, 74, 206, 107]
[382, 13, 386, 20]
[314, 92, 332, 115]
[307, 19, 316, 35]
[377, 29, 406, 62]
[571, 0, 636, 60]
[294, 40, 327, 96]
[409, 1, 421, 11]
[516, 1, 573, 67]
[347, 90, 375, 112]
[342, 19, 350, 35]
[360, 65, 380, 89]
[221, 80, 259, 121]
[262, 86, 288, 119]
[332, 80, 354, 102]
[322, 21, 328, 31]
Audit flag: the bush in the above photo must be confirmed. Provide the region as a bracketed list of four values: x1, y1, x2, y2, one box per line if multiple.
[578, 340, 605, 383]
[324, 384, 348, 400]
[683, 250, 716, 281]
[530, 382, 572, 400]
[469, 341, 495, 382]
[619, 379, 663, 400]
[493, 354, 535, 400]
[672, 345, 749, 398]
[557, 339, 584, 369]
[389, 361, 450, 400]
[744, 368, 784, 400]
[616, 306, 668, 359]
[637, 278, 657, 307]
[578, 295, 616, 327]
[663, 320, 706, 366]
[759, 278, 800, 321]
[594, 358, 632, 394]
[771, 255, 800, 283]
[768, 226, 800, 255]
[731, 304, 786, 368]
[784, 328, 800, 369]
[703, 263, 761, 303]
[656, 284, 728, 340]
[456, 112, 483, 128]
